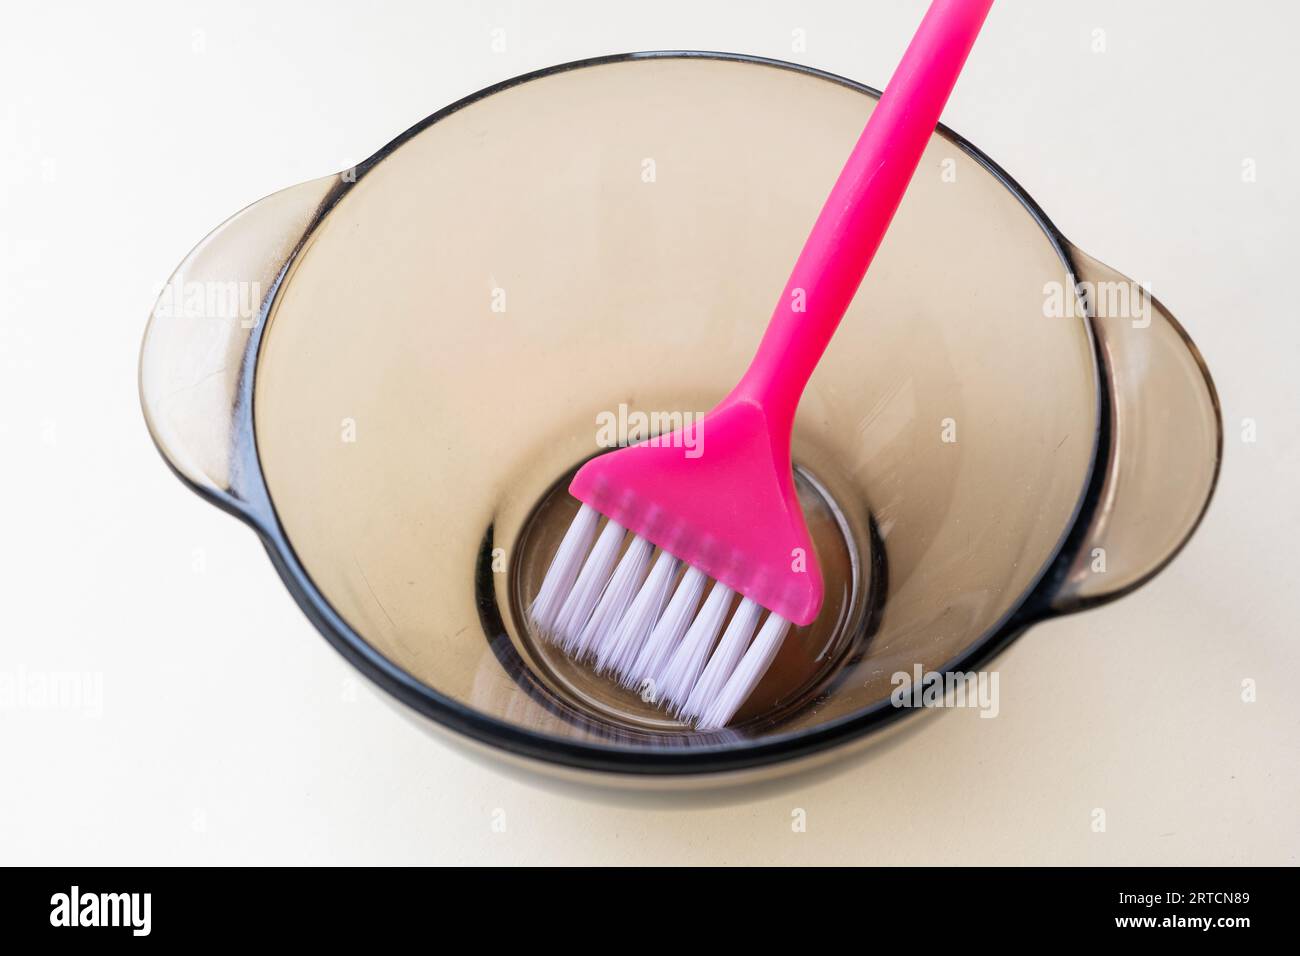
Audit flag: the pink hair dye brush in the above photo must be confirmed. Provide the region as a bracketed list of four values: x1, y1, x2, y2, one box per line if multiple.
[531, 0, 996, 729]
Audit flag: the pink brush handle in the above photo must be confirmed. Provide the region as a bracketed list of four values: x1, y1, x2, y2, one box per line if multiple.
[731, 0, 994, 427]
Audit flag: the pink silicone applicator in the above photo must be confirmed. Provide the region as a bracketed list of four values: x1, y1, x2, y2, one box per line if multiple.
[532, 0, 996, 728]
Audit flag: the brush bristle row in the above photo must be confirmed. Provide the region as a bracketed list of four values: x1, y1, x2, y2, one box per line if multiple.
[529, 509, 792, 729]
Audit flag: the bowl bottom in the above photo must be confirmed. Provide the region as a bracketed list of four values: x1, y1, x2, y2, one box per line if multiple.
[502, 458, 877, 736]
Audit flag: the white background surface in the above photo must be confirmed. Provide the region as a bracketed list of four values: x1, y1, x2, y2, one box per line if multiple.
[2, 0, 1297, 865]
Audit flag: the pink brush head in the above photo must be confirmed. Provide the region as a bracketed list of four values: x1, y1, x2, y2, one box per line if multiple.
[569, 392, 821, 627]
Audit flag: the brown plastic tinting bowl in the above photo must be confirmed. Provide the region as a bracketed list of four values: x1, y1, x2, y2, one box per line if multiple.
[140, 54, 1220, 787]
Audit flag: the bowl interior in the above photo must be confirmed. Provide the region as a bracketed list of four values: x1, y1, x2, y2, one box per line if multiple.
[252, 56, 1097, 757]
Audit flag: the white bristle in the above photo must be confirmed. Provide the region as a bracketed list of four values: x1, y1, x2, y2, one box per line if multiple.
[627, 565, 707, 695]
[529, 504, 599, 635]
[657, 582, 734, 710]
[696, 613, 791, 730]
[680, 597, 763, 721]
[571, 534, 654, 659]
[595, 550, 680, 678]
[552, 519, 624, 651]
[533, 507, 800, 728]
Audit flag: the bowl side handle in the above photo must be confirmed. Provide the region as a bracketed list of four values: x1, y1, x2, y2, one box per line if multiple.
[1047, 247, 1223, 614]
[138, 175, 337, 516]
